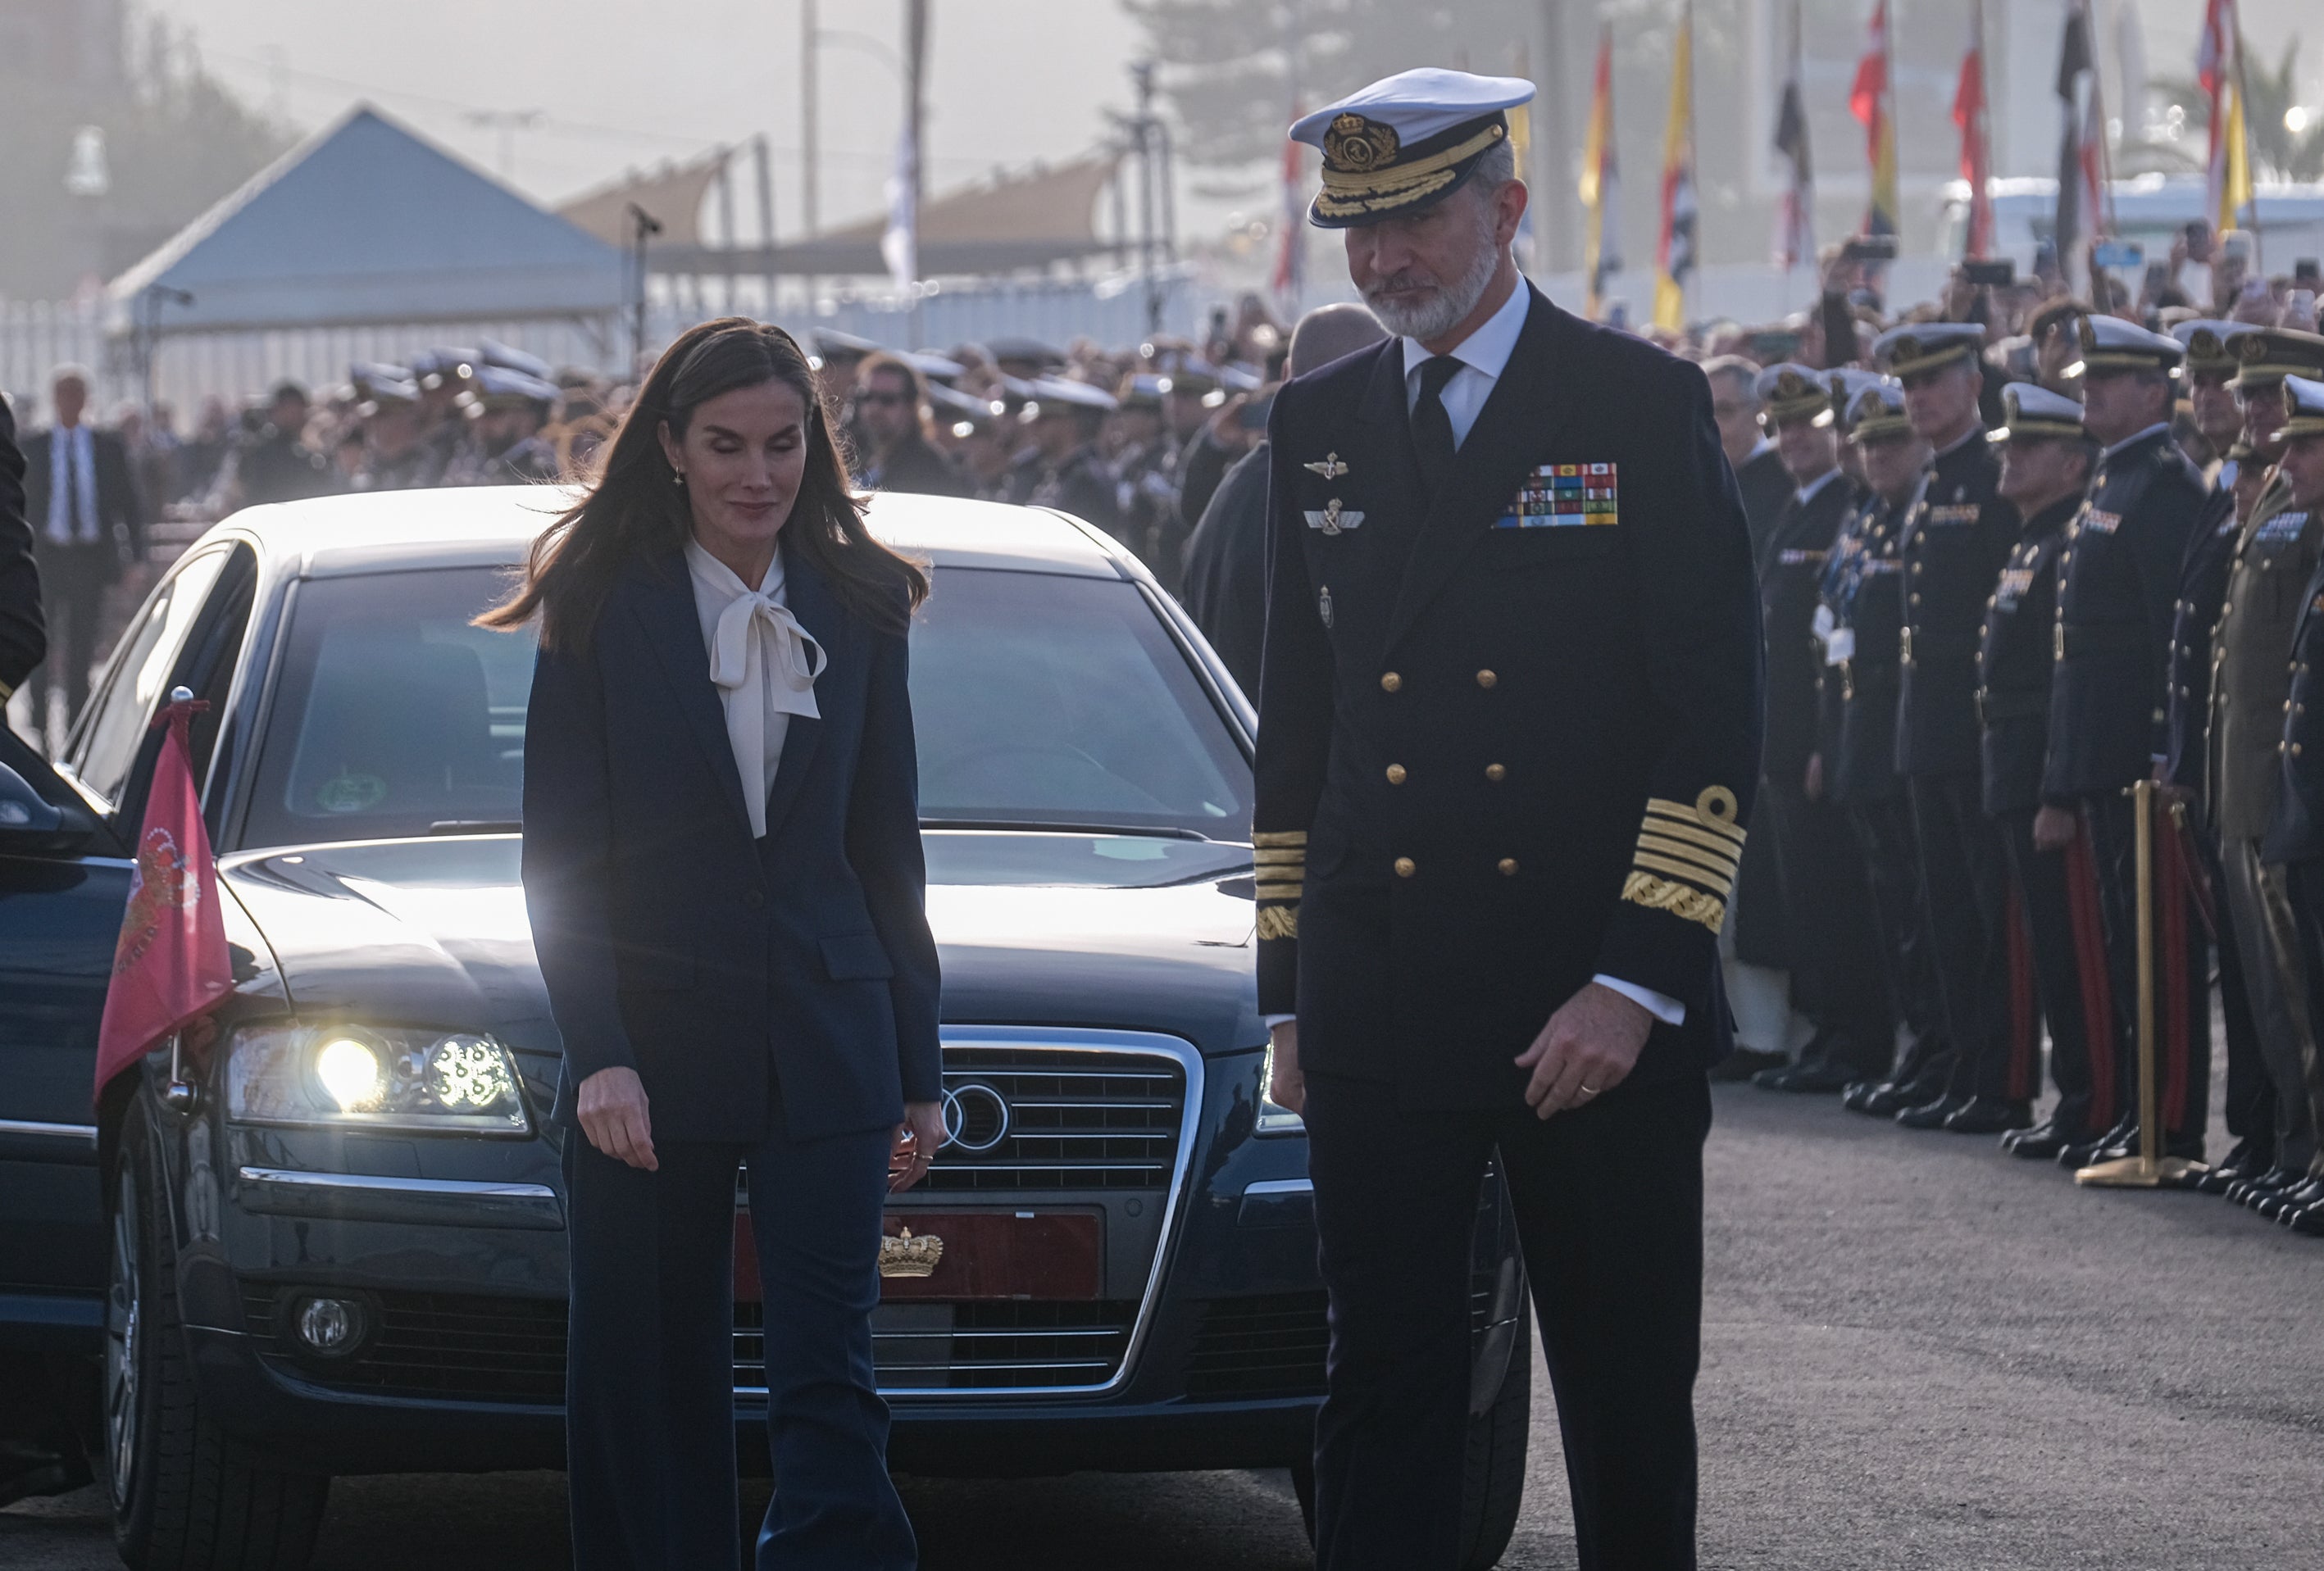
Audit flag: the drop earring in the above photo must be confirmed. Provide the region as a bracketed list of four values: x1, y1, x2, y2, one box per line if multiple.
[672, 470, 685, 486]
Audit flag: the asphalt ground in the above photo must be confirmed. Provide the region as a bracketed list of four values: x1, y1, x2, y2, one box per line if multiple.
[7, 1082, 2320, 1569]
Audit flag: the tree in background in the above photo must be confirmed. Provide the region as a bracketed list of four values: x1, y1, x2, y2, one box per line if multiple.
[2152, 35, 2324, 184]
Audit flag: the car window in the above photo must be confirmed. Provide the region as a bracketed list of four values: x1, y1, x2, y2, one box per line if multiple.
[68, 547, 230, 807]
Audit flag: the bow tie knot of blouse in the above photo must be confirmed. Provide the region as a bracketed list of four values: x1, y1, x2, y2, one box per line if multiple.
[684, 540, 827, 837]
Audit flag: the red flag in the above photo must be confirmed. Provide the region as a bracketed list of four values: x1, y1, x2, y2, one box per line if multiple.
[1849, 0, 1899, 237]
[1953, 10, 1994, 257]
[93, 700, 233, 1105]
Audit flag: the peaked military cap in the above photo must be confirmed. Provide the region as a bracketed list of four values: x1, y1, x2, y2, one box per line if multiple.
[1872, 321, 1985, 378]
[2171, 318, 2254, 375]
[459, 363, 560, 414]
[2283, 374, 2324, 442]
[927, 381, 1003, 428]
[1989, 381, 2090, 443]
[1754, 362, 1832, 427]
[1019, 376, 1117, 418]
[1844, 379, 1912, 443]
[1825, 368, 1885, 430]
[904, 349, 966, 381]
[1291, 68, 1533, 228]
[1116, 372, 1169, 410]
[410, 347, 480, 392]
[2230, 328, 2324, 391]
[357, 375, 421, 415]
[479, 338, 554, 381]
[2067, 315, 2182, 379]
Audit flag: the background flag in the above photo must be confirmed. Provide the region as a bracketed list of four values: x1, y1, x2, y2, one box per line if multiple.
[1273, 103, 1306, 314]
[1953, 7, 1994, 258]
[92, 700, 232, 1106]
[1849, 0, 1899, 238]
[1772, 0, 1814, 270]
[1581, 24, 1622, 319]
[2056, 0, 2105, 293]
[2199, 0, 2254, 232]
[1654, 2, 1697, 332]
[880, 0, 928, 305]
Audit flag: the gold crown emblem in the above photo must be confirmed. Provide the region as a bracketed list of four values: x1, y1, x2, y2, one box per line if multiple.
[2189, 329, 2222, 358]
[1325, 113, 1399, 173]
[1890, 335, 1928, 364]
[1775, 370, 1815, 400]
[2239, 333, 2271, 362]
[878, 1227, 944, 1278]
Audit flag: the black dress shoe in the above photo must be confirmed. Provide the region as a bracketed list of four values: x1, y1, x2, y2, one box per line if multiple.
[2227, 1165, 2306, 1208]
[2289, 1201, 2324, 1237]
[1758, 1060, 1858, 1094]
[2004, 1119, 2086, 1160]
[2061, 1114, 2137, 1169]
[1712, 1046, 1790, 1083]
[1896, 1093, 1968, 1130]
[2088, 1126, 2206, 1167]
[1944, 1097, 2034, 1135]
[1861, 1082, 1918, 1117]
[1841, 1080, 1879, 1112]
[2258, 1178, 2324, 1220]
[2197, 1137, 2275, 1195]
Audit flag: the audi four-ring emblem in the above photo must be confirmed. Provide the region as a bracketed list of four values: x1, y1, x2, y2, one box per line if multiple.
[939, 1083, 1011, 1152]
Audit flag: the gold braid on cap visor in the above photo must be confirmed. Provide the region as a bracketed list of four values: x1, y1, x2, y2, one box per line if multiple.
[1313, 122, 1507, 219]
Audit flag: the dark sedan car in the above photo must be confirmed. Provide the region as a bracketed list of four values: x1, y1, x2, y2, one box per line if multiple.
[0, 488, 1529, 1569]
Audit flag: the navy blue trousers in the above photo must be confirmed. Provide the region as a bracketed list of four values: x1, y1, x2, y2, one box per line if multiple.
[1304, 1069, 1709, 1571]
[564, 1114, 913, 1571]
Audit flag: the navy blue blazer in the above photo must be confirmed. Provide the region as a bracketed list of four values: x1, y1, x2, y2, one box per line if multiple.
[521, 538, 941, 1144]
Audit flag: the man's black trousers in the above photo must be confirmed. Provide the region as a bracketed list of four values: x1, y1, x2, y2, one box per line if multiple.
[1994, 807, 2111, 1130]
[25, 540, 112, 727]
[1845, 796, 1951, 1088]
[2083, 791, 2212, 1140]
[1764, 781, 1894, 1075]
[1908, 773, 2017, 1101]
[1303, 1069, 1710, 1571]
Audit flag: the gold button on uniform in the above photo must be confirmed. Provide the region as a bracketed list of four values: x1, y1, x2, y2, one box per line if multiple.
[1497, 857, 1519, 877]
[1380, 671, 1403, 692]
[1386, 764, 1408, 785]
[1476, 670, 1498, 688]
[1394, 856, 1417, 879]
[1485, 763, 1508, 783]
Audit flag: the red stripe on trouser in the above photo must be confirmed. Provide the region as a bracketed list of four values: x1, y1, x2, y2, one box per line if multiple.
[2005, 885, 2040, 1100]
[2158, 807, 2192, 1131]
[2064, 821, 2117, 1129]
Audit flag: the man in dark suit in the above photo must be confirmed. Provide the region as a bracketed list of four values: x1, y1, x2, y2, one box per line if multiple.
[1704, 355, 1793, 556]
[849, 353, 971, 499]
[0, 397, 44, 719]
[23, 367, 146, 732]
[1258, 69, 1761, 1571]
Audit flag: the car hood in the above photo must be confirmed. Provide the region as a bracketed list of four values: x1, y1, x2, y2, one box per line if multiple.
[217, 830, 1265, 1062]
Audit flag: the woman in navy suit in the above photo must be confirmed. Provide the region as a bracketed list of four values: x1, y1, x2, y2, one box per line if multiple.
[486, 318, 939, 1569]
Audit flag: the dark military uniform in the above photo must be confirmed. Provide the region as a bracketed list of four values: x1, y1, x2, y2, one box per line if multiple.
[1005, 445, 1120, 538]
[0, 398, 43, 713]
[1109, 437, 1189, 594]
[236, 423, 336, 506]
[2047, 425, 2210, 1151]
[1730, 438, 1798, 975]
[1735, 442, 1794, 558]
[2262, 492, 2324, 1201]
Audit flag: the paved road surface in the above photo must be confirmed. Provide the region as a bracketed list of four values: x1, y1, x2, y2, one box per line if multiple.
[7, 1086, 2320, 1569]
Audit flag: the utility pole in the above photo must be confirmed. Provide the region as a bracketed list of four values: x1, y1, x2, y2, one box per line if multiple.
[753, 133, 778, 318]
[902, 0, 928, 347]
[803, 0, 821, 314]
[1132, 60, 1162, 334]
[627, 202, 662, 375]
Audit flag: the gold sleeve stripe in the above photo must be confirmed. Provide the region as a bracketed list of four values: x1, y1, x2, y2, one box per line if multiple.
[1253, 847, 1307, 865]
[1255, 883, 1305, 901]
[1636, 815, 1744, 863]
[0, 677, 12, 702]
[1634, 834, 1739, 883]
[1630, 851, 1735, 899]
[1253, 831, 1310, 848]
[1622, 871, 1726, 932]
[1256, 905, 1300, 940]
[1646, 798, 1746, 847]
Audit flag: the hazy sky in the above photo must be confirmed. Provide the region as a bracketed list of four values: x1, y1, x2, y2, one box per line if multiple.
[157, 0, 1148, 234]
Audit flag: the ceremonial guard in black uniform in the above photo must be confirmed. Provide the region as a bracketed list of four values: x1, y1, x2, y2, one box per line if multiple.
[1822, 381, 1953, 1115]
[1750, 365, 1890, 1092]
[0, 397, 43, 715]
[1979, 385, 2108, 1152]
[1108, 373, 1190, 593]
[1875, 322, 2025, 1132]
[2259, 374, 2324, 1233]
[1258, 70, 1760, 1570]
[2047, 317, 2210, 1166]
[2202, 329, 2324, 1195]
[2165, 320, 2272, 1187]
[1003, 377, 1122, 541]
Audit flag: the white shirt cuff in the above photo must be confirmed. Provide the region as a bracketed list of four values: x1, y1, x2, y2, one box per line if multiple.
[1592, 975, 1685, 1026]
[1262, 1014, 1295, 1028]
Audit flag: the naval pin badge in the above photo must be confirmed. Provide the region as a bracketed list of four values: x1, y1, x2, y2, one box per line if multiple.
[1317, 584, 1335, 628]
[1304, 497, 1364, 536]
[1303, 452, 1350, 479]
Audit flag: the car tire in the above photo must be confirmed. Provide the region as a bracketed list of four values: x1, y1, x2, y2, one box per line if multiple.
[107, 1102, 330, 1571]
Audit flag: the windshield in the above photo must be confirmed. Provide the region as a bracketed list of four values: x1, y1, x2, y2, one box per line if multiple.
[239, 563, 1250, 849]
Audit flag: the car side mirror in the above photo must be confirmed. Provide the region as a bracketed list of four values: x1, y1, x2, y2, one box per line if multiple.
[0, 757, 96, 855]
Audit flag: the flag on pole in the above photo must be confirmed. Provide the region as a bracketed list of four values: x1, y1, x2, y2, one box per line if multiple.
[1272, 106, 1306, 314]
[92, 700, 233, 1106]
[880, 0, 928, 303]
[1581, 24, 1622, 319]
[1772, 0, 1814, 270]
[1508, 87, 1536, 272]
[2056, 0, 2104, 293]
[1849, 0, 1899, 238]
[2199, 0, 2254, 232]
[1654, 3, 1697, 332]
[1953, 5, 1995, 258]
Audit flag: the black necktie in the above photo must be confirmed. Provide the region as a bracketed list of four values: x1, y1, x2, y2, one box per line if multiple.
[1411, 354, 1462, 500]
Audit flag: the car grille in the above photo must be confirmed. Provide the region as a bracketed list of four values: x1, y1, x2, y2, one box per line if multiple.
[1185, 1292, 1330, 1399]
[242, 1286, 567, 1404]
[921, 1045, 1185, 1192]
[734, 1299, 1139, 1393]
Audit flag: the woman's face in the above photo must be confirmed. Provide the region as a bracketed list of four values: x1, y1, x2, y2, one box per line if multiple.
[660, 379, 811, 561]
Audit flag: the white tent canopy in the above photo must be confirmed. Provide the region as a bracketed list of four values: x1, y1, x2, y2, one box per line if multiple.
[107, 105, 624, 336]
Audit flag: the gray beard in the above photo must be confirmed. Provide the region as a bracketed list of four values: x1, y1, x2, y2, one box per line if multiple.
[1362, 224, 1504, 342]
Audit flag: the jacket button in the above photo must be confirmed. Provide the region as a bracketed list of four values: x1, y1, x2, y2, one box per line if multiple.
[742, 888, 766, 910]
[1485, 763, 1508, 783]
[1498, 857, 1519, 877]
[1476, 669, 1498, 688]
[1394, 856, 1417, 879]
[1910, 593, 1922, 606]
[1386, 763, 1408, 785]
[1380, 671, 1403, 692]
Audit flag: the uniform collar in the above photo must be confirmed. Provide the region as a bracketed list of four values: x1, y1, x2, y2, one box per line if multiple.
[1400, 272, 1531, 387]
[1934, 423, 1985, 461]
[1794, 467, 1844, 507]
[2103, 421, 2172, 460]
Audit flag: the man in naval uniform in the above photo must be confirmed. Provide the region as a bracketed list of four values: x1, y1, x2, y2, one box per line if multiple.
[1256, 70, 1761, 1571]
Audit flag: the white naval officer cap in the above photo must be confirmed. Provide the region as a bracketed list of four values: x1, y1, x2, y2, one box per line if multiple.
[1844, 379, 1911, 442]
[1871, 321, 1985, 379]
[1018, 376, 1118, 420]
[1753, 363, 1832, 427]
[1289, 68, 1534, 229]
[2283, 373, 2324, 440]
[2169, 318, 2254, 374]
[2066, 315, 2183, 379]
[1989, 382, 2090, 444]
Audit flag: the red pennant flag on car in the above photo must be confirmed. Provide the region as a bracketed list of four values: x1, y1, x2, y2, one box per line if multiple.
[92, 698, 232, 1106]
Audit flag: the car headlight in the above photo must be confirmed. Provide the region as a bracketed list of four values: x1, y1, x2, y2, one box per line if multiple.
[225, 1024, 531, 1135]
[1257, 1042, 1305, 1136]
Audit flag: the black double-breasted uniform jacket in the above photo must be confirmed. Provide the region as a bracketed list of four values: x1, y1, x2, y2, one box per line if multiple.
[1735, 443, 1794, 560]
[1820, 489, 1912, 806]
[2263, 503, 2324, 865]
[2209, 472, 2321, 842]
[1761, 472, 1857, 790]
[1253, 288, 1764, 1109]
[2163, 479, 2243, 798]
[1977, 495, 2082, 815]
[1899, 429, 2019, 778]
[2045, 428, 2206, 803]
[0, 399, 43, 703]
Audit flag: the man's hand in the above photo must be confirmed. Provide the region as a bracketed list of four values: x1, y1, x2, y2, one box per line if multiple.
[577, 1066, 657, 1171]
[1804, 752, 1824, 801]
[2032, 803, 2079, 854]
[889, 1100, 945, 1192]
[1516, 982, 1652, 1119]
[1267, 1019, 1305, 1116]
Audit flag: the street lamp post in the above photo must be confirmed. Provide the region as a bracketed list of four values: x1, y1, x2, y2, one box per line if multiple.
[139, 286, 194, 419]
[627, 202, 663, 375]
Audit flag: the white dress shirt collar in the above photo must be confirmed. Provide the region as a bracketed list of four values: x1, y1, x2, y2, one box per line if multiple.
[684, 538, 826, 838]
[1794, 467, 1844, 507]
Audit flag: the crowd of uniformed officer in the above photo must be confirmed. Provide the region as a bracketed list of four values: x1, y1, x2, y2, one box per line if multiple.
[1716, 291, 2324, 1237]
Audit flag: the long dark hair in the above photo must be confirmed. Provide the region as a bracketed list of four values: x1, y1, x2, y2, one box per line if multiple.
[480, 317, 927, 651]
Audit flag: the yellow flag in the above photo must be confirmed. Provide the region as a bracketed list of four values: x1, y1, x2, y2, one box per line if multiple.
[1654, 6, 1697, 331]
[2219, 80, 2254, 231]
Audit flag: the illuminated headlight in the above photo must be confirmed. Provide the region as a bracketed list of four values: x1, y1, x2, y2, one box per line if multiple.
[1257, 1042, 1305, 1136]
[225, 1024, 530, 1134]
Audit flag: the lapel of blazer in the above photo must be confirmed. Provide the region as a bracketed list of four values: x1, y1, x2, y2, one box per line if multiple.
[757, 539, 839, 843]
[1381, 286, 1586, 656]
[626, 548, 756, 838]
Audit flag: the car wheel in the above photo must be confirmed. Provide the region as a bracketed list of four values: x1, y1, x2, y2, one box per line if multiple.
[1454, 1314, 1530, 1571]
[107, 1102, 330, 1570]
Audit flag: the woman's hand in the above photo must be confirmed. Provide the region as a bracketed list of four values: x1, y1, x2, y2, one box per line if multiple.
[890, 1100, 946, 1192]
[577, 1066, 657, 1171]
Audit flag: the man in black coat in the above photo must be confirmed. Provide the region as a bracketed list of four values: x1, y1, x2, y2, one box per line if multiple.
[1704, 355, 1794, 556]
[22, 367, 146, 730]
[1258, 70, 1760, 1571]
[1181, 302, 1385, 700]
[848, 354, 971, 499]
[0, 397, 44, 719]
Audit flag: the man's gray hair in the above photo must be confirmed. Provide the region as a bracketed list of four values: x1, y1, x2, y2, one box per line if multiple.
[1289, 302, 1389, 378]
[1469, 138, 1517, 198]
[49, 362, 91, 388]
[1699, 355, 1762, 400]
